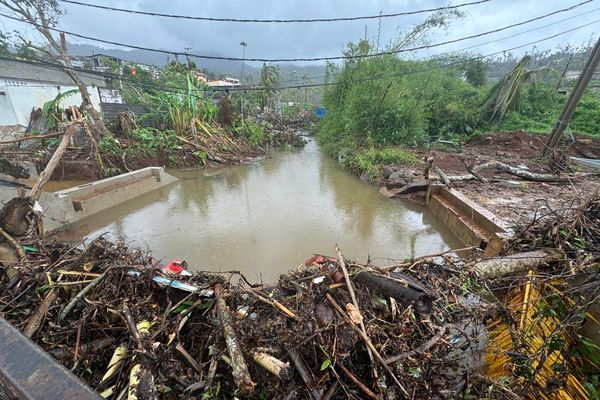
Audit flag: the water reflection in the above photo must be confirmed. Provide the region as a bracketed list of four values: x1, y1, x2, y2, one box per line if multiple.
[57, 140, 461, 282]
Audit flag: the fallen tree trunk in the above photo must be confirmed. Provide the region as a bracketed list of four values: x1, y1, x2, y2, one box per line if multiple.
[473, 249, 562, 278]
[30, 124, 76, 201]
[473, 161, 581, 182]
[0, 131, 64, 146]
[214, 284, 255, 395]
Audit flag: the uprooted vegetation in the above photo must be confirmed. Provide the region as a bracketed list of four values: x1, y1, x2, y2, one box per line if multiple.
[10, 77, 305, 181]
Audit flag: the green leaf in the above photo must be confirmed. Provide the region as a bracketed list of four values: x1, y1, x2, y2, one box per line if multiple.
[36, 284, 51, 293]
[320, 358, 331, 371]
[171, 299, 195, 314]
[584, 382, 600, 400]
[21, 245, 38, 253]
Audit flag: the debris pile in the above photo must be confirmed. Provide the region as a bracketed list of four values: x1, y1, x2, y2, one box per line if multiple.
[0, 237, 493, 399]
[1, 193, 599, 398]
[483, 190, 600, 400]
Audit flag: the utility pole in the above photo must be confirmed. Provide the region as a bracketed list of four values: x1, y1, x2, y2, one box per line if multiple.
[184, 47, 192, 69]
[376, 10, 382, 52]
[544, 36, 600, 155]
[239, 41, 248, 122]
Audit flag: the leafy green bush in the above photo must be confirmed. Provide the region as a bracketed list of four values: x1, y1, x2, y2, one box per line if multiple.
[317, 52, 486, 170]
[99, 134, 121, 154]
[571, 92, 600, 136]
[233, 119, 271, 146]
[317, 27, 600, 171]
[130, 128, 179, 151]
[343, 147, 419, 179]
[493, 89, 600, 137]
[359, 147, 420, 166]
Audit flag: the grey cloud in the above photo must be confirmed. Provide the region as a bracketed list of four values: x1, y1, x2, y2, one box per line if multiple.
[4, 0, 600, 66]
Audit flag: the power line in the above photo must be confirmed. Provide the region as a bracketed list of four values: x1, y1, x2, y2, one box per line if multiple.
[283, 20, 600, 90]
[0, 0, 594, 63]
[280, 6, 600, 84]
[1, 19, 597, 94]
[58, 0, 493, 23]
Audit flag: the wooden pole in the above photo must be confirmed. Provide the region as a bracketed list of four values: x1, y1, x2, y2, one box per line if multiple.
[544, 36, 600, 155]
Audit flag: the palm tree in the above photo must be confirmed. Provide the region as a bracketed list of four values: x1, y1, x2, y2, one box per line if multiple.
[485, 55, 557, 122]
[258, 63, 281, 112]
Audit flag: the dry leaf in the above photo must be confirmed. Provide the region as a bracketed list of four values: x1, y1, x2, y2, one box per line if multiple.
[345, 303, 363, 325]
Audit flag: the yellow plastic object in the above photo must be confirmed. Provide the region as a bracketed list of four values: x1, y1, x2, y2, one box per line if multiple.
[128, 320, 152, 400]
[486, 271, 589, 400]
[100, 343, 128, 398]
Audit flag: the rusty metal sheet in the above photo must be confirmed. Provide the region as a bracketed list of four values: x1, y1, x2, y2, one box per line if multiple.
[0, 318, 102, 400]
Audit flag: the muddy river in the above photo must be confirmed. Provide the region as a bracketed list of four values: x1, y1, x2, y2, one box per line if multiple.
[59, 140, 461, 282]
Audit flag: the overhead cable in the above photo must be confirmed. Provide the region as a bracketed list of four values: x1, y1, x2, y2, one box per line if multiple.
[0, 0, 594, 63]
[1, 19, 597, 94]
[58, 0, 493, 23]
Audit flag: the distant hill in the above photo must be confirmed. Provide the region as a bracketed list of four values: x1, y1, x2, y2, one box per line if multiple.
[66, 42, 326, 82]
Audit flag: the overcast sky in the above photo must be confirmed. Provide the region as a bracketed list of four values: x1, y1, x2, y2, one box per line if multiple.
[1, 0, 599, 66]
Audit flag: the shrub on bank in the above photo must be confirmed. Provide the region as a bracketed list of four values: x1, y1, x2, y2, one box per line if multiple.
[339, 146, 420, 180]
[318, 45, 600, 179]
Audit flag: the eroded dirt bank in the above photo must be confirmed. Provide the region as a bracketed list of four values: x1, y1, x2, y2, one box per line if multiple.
[380, 131, 600, 229]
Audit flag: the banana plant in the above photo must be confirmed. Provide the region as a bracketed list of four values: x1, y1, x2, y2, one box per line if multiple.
[41, 88, 80, 130]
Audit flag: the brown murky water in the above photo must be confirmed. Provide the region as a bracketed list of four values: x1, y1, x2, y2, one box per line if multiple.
[58, 140, 461, 282]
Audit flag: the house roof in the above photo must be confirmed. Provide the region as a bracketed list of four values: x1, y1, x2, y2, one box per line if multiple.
[207, 80, 238, 87]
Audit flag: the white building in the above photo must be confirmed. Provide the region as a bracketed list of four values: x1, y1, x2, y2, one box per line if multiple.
[0, 58, 107, 138]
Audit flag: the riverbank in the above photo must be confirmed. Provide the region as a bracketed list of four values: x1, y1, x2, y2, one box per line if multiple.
[351, 131, 600, 230]
[0, 116, 306, 183]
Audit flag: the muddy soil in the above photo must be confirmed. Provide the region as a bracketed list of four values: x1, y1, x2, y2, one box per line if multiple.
[390, 131, 600, 228]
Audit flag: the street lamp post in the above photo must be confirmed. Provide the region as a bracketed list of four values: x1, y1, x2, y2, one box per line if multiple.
[240, 41, 248, 121]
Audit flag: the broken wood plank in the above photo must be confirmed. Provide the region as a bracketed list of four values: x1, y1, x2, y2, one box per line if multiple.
[473, 249, 562, 278]
[214, 283, 255, 395]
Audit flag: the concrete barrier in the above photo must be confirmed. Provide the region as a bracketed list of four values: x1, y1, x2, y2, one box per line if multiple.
[0, 167, 177, 232]
[427, 187, 512, 256]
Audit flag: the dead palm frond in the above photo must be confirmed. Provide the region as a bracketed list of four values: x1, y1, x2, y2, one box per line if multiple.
[485, 55, 535, 122]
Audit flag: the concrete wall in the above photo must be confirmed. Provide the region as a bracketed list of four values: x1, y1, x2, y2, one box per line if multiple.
[0, 59, 107, 87]
[0, 167, 178, 233]
[0, 84, 102, 129]
[427, 187, 511, 256]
